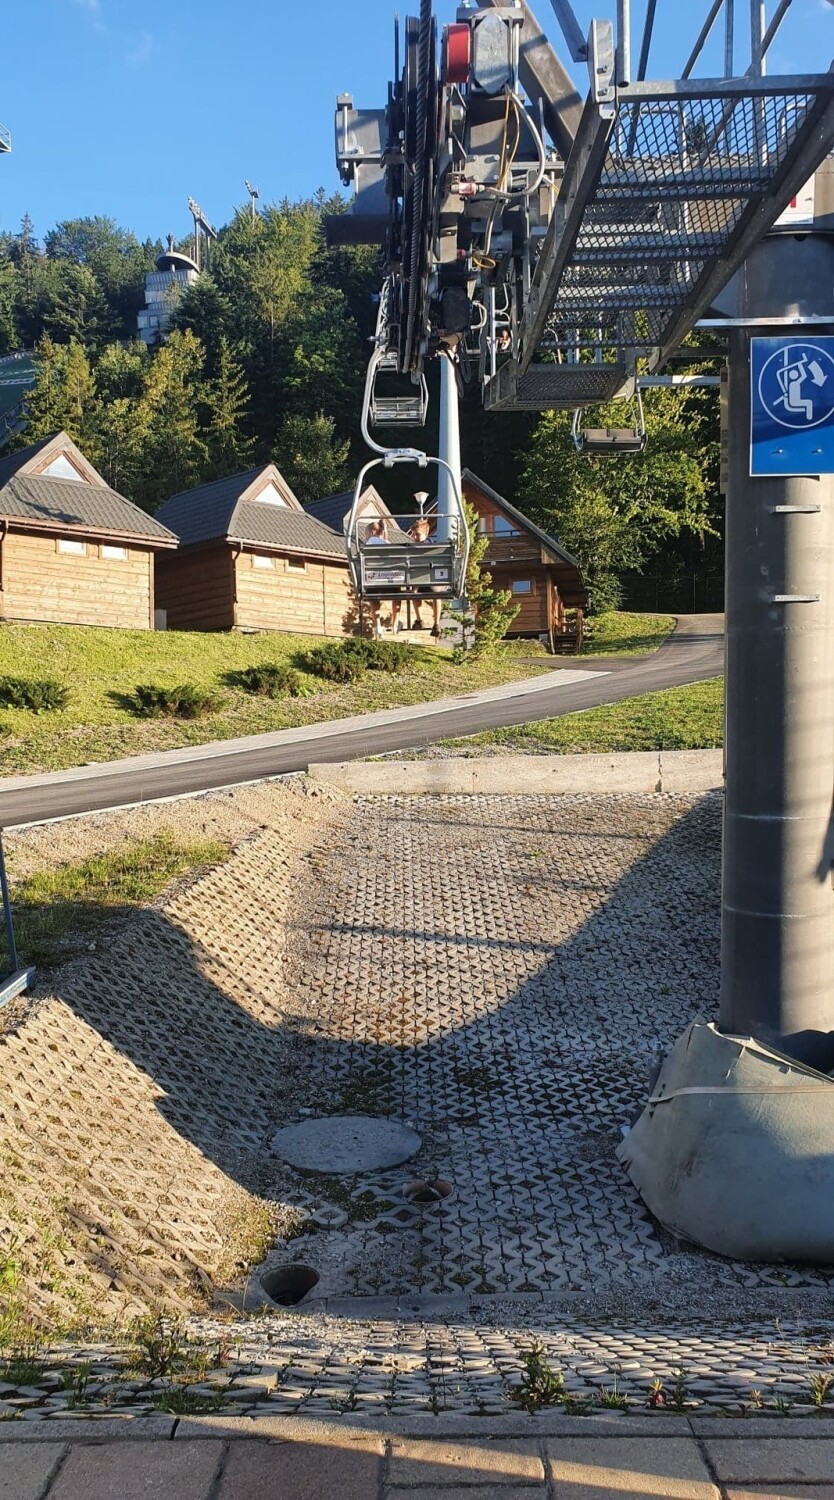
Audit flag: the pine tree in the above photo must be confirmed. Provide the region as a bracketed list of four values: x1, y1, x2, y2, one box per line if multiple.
[449, 499, 519, 658]
[134, 329, 208, 510]
[203, 337, 253, 476]
[272, 412, 350, 503]
[19, 336, 97, 450]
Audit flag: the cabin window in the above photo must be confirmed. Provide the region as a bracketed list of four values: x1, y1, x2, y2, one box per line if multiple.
[57, 537, 86, 555]
[286, 558, 308, 574]
[101, 544, 128, 560]
[252, 553, 276, 569]
[43, 454, 88, 483]
[512, 579, 534, 595]
[493, 515, 521, 537]
[253, 481, 288, 507]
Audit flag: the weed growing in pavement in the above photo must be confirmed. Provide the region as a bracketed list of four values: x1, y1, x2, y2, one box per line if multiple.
[126, 1311, 218, 1383]
[151, 1386, 225, 1416]
[0, 1350, 46, 1386]
[59, 1361, 93, 1408]
[512, 1341, 566, 1413]
[647, 1377, 665, 1408]
[747, 1387, 764, 1410]
[598, 1379, 629, 1411]
[670, 1368, 689, 1413]
[810, 1373, 834, 1407]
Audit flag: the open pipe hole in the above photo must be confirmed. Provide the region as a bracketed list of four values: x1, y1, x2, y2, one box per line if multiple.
[402, 1178, 453, 1205]
[260, 1264, 320, 1306]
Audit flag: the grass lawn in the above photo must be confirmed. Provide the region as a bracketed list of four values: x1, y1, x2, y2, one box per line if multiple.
[581, 611, 676, 656]
[437, 677, 724, 755]
[0, 613, 675, 775]
[8, 832, 228, 969]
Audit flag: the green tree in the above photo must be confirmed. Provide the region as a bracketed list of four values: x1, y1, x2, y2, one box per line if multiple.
[203, 337, 253, 476]
[44, 216, 152, 339]
[519, 389, 718, 612]
[39, 262, 109, 349]
[134, 329, 208, 509]
[19, 336, 98, 450]
[450, 500, 519, 657]
[272, 412, 350, 503]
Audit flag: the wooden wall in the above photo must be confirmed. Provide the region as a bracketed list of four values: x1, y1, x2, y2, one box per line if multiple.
[234, 551, 354, 637]
[1, 529, 156, 629]
[155, 543, 234, 631]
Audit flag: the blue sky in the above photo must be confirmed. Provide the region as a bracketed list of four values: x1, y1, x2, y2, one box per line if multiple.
[0, 0, 830, 243]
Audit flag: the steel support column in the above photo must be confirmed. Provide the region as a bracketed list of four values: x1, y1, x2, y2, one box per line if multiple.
[436, 353, 461, 541]
[720, 232, 834, 1070]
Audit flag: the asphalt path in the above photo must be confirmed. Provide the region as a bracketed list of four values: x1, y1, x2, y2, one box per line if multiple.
[0, 615, 723, 827]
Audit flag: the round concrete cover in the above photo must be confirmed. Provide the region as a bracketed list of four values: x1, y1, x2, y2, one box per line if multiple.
[271, 1116, 422, 1173]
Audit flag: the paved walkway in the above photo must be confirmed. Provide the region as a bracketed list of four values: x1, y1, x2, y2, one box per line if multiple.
[5, 1414, 834, 1498]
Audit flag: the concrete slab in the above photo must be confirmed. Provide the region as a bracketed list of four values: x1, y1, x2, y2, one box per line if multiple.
[703, 1439, 834, 1483]
[271, 1115, 421, 1173]
[545, 1436, 718, 1499]
[725, 1489, 834, 1499]
[690, 1420, 834, 1437]
[306, 749, 724, 797]
[0, 1443, 67, 1499]
[0, 1418, 176, 1443]
[47, 1439, 223, 1500]
[388, 1490, 546, 1499]
[389, 1437, 545, 1485]
[214, 1436, 384, 1499]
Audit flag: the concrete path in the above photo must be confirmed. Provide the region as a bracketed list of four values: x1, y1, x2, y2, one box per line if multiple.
[0, 615, 722, 827]
[4, 1413, 834, 1498]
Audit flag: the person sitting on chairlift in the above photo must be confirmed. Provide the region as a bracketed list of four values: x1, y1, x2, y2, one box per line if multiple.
[363, 518, 388, 638]
[391, 515, 442, 638]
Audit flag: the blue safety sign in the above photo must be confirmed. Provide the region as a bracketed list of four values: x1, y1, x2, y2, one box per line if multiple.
[751, 337, 834, 477]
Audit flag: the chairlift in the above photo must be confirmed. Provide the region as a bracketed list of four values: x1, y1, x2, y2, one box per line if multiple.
[345, 450, 470, 606]
[571, 386, 647, 457]
[366, 347, 429, 430]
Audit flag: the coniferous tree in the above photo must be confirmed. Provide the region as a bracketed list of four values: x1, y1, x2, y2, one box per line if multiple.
[134, 329, 208, 509]
[272, 412, 350, 503]
[203, 337, 253, 476]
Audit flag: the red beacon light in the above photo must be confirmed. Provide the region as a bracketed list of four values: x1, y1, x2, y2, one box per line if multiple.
[443, 23, 472, 85]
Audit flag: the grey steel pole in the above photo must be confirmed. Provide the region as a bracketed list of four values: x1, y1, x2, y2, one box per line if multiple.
[725, 0, 734, 75]
[720, 231, 834, 1070]
[0, 834, 18, 974]
[435, 352, 461, 542]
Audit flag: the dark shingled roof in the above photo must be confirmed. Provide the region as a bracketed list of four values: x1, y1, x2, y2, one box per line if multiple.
[157, 467, 346, 560]
[304, 484, 390, 534]
[0, 436, 55, 489]
[463, 469, 587, 609]
[0, 473, 177, 546]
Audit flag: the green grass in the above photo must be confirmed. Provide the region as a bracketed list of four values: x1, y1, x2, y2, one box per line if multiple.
[0, 623, 556, 774]
[9, 832, 229, 969]
[439, 678, 724, 755]
[582, 611, 676, 657]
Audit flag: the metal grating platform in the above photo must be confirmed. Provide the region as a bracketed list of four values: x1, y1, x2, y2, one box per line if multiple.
[486, 359, 630, 411]
[486, 72, 834, 410]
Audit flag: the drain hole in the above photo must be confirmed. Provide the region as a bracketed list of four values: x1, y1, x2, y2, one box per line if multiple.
[260, 1264, 320, 1306]
[403, 1178, 453, 1205]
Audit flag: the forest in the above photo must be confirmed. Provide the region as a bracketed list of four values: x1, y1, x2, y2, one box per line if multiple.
[0, 197, 723, 612]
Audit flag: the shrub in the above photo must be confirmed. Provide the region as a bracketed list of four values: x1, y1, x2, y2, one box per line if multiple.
[128, 683, 219, 719]
[299, 644, 366, 683]
[0, 676, 69, 713]
[236, 664, 307, 698]
[342, 638, 414, 673]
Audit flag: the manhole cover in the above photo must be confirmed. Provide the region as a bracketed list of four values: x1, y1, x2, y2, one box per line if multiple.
[271, 1115, 422, 1173]
[260, 1264, 320, 1306]
[403, 1177, 453, 1205]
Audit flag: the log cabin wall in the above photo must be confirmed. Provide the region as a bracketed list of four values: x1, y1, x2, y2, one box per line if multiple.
[234, 549, 353, 637]
[155, 542, 235, 631]
[1, 528, 156, 629]
[463, 484, 551, 636]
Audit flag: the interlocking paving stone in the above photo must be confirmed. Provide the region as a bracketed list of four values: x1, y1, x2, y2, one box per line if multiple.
[46, 1439, 223, 1500]
[724, 1489, 834, 1499]
[0, 1444, 67, 1500]
[703, 1439, 834, 1483]
[545, 1436, 718, 1499]
[389, 1437, 544, 1485]
[214, 1436, 384, 1499]
[387, 1491, 546, 1499]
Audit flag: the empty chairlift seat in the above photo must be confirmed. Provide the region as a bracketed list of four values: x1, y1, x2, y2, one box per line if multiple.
[368, 352, 429, 429]
[571, 389, 647, 457]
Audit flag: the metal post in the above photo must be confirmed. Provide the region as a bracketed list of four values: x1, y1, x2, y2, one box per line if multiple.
[720, 231, 834, 1071]
[725, 0, 734, 74]
[0, 833, 18, 975]
[617, 0, 631, 85]
[436, 353, 461, 543]
[750, 0, 765, 74]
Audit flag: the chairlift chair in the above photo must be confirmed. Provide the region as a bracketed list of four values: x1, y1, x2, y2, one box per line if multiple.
[367, 347, 430, 429]
[345, 450, 470, 606]
[571, 387, 647, 457]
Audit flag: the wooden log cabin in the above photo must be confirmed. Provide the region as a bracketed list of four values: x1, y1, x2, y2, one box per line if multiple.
[0, 433, 176, 629]
[462, 470, 587, 651]
[154, 465, 355, 636]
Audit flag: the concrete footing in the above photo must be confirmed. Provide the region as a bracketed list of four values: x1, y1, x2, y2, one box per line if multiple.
[618, 1021, 834, 1262]
[307, 750, 724, 796]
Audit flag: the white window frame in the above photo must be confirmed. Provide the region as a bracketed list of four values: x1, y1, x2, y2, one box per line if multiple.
[286, 558, 308, 574]
[101, 544, 129, 561]
[252, 553, 276, 570]
[57, 537, 86, 556]
[512, 578, 534, 595]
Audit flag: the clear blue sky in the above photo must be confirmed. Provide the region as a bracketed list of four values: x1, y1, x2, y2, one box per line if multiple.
[1, 0, 830, 244]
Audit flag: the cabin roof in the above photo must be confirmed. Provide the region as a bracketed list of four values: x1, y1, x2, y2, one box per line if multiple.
[463, 469, 587, 608]
[304, 484, 391, 533]
[157, 465, 346, 560]
[0, 433, 177, 546]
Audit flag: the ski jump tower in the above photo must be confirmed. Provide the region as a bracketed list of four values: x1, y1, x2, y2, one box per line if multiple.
[334, 1, 834, 1262]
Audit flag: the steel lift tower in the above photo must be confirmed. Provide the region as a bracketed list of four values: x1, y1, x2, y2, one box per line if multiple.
[334, 1, 834, 1262]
